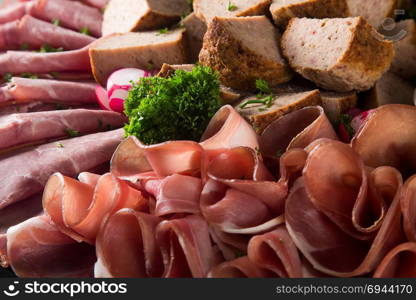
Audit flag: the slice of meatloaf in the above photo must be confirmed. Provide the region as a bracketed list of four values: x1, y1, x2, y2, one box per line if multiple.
[362, 72, 415, 109]
[270, 0, 348, 29]
[346, 0, 398, 28]
[199, 16, 293, 91]
[320, 90, 357, 123]
[236, 89, 321, 133]
[102, 0, 191, 35]
[181, 12, 207, 62]
[193, 0, 271, 23]
[379, 19, 416, 80]
[281, 17, 394, 92]
[90, 29, 188, 85]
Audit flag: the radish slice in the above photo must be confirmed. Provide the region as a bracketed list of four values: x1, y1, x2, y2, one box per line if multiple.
[106, 68, 149, 92]
[109, 98, 125, 113]
[95, 85, 111, 111]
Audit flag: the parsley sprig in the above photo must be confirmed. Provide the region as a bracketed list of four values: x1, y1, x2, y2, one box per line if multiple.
[239, 79, 275, 110]
[227, 1, 237, 11]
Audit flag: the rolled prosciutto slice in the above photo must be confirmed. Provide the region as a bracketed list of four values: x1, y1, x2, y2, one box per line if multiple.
[29, 0, 103, 37]
[156, 215, 222, 278]
[95, 209, 163, 278]
[43, 173, 146, 243]
[373, 243, 416, 278]
[0, 109, 124, 151]
[0, 46, 91, 75]
[401, 175, 416, 242]
[208, 256, 272, 278]
[2, 215, 96, 277]
[0, 15, 95, 50]
[0, 128, 124, 209]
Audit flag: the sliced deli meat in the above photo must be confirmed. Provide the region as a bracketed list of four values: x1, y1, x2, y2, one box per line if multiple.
[281, 17, 394, 92]
[236, 89, 321, 133]
[270, 0, 349, 29]
[0, 109, 125, 151]
[193, 0, 272, 23]
[0, 129, 124, 209]
[0, 1, 32, 24]
[0, 15, 95, 51]
[90, 28, 188, 85]
[103, 0, 191, 35]
[346, 0, 399, 28]
[374, 243, 416, 278]
[199, 16, 293, 91]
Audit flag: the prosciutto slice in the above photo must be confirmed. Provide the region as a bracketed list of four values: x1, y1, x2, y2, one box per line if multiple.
[401, 175, 416, 242]
[0, 109, 125, 150]
[351, 104, 416, 176]
[3, 215, 96, 277]
[29, 0, 103, 37]
[95, 209, 163, 278]
[0, 15, 95, 50]
[0, 46, 91, 74]
[0, 129, 124, 209]
[373, 243, 416, 278]
[208, 256, 272, 278]
[156, 215, 222, 278]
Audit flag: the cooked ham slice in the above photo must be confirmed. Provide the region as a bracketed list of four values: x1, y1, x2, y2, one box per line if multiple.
[0, 129, 124, 209]
[95, 209, 163, 278]
[29, 0, 103, 37]
[0, 109, 125, 151]
[373, 243, 416, 278]
[0, 47, 91, 74]
[0, 15, 95, 50]
[1, 77, 96, 104]
[0, 1, 32, 24]
[78, 0, 109, 9]
[3, 215, 96, 277]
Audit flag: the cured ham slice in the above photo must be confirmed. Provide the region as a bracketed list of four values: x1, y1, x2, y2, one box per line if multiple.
[373, 243, 416, 278]
[156, 215, 222, 278]
[0, 46, 91, 75]
[29, 0, 103, 37]
[401, 175, 416, 242]
[43, 173, 146, 243]
[3, 215, 96, 277]
[0, 129, 124, 209]
[351, 104, 416, 176]
[95, 209, 163, 278]
[208, 256, 272, 278]
[247, 226, 302, 278]
[0, 15, 95, 51]
[79, 0, 108, 9]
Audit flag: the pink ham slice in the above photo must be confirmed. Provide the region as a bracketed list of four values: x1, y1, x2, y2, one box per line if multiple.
[373, 243, 416, 278]
[401, 175, 416, 242]
[29, 0, 103, 37]
[351, 104, 416, 176]
[247, 226, 302, 278]
[78, 0, 108, 9]
[0, 46, 91, 74]
[2, 215, 96, 277]
[208, 256, 272, 278]
[0, 2, 32, 24]
[0, 15, 95, 50]
[0, 128, 124, 209]
[43, 173, 146, 243]
[156, 215, 222, 278]
[95, 209, 163, 278]
[0, 109, 125, 150]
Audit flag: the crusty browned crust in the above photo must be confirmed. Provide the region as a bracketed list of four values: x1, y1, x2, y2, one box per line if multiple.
[281, 17, 394, 92]
[133, 11, 181, 31]
[320, 91, 357, 122]
[271, 0, 349, 29]
[199, 17, 293, 91]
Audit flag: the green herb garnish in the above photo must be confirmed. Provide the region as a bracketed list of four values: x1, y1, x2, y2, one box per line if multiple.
[50, 72, 60, 79]
[52, 19, 60, 26]
[338, 114, 355, 138]
[79, 27, 90, 35]
[235, 250, 246, 258]
[20, 43, 29, 51]
[124, 65, 221, 145]
[20, 73, 38, 79]
[56, 142, 64, 148]
[65, 128, 80, 137]
[157, 28, 169, 35]
[227, 1, 237, 11]
[240, 79, 274, 109]
[3, 73, 13, 82]
[40, 44, 64, 53]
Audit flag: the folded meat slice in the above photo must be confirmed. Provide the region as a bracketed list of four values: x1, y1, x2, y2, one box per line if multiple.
[373, 243, 416, 278]
[29, 0, 103, 37]
[0, 129, 124, 209]
[0, 1, 31, 24]
[95, 209, 163, 278]
[208, 256, 272, 278]
[351, 104, 416, 176]
[0, 47, 91, 75]
[247, 226, 302, 278]
[43, 173, 146, 243]
[2, 77, 97, 104]
[156, 215, 222, 277]
[3, 215, 96, 277]
[0, 15, 95, 50]
[286, 166, 404, 277]
[401, 175, 416, 242]
[79, 0, 109, 9]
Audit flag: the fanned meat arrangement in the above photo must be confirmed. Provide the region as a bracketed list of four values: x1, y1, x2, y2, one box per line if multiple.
[1, 0, 416, 280]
